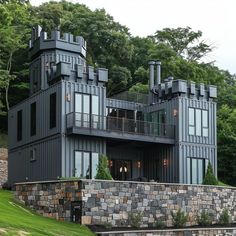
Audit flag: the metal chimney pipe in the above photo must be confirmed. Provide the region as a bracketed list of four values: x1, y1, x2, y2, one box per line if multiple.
[149, 61, 155, 91]
[156, 61, 161, 85]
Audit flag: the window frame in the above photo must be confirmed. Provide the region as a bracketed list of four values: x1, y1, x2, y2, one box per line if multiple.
[74, 150, 100, 179]
[49, 92, 57, 129]
[187, 157, 206, 184]
[17, 110, 23, 141]
[30, 102, 36, 136]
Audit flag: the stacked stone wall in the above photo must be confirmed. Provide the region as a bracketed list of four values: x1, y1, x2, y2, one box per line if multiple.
[0, 148, 8, 187]
[15, 180, 236, 228]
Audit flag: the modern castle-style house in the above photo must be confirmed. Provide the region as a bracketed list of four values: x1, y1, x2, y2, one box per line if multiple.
[8, 26, 217, 185]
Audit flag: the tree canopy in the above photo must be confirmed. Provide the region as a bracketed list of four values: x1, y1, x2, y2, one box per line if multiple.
[0, 0, 236, 185]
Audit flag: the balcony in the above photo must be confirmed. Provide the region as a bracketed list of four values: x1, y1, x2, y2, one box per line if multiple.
[66, 112, 175, 144]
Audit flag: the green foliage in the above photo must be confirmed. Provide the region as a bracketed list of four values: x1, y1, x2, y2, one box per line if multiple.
[107, 66, 132, 96]
[129, 83, 148, 94]
[102, 221, 112, 229]
[197, 210, 212, 226]
[0, 132, 7, 148]
[129, 211, 143, 228]
[95, 155, 113, 180]
[155, 219, 165, 229]
[171, 209, 188, 228]
[0, 190, 94, 235]
[202, 163, 218, 185]
[219, 209, 230, 225]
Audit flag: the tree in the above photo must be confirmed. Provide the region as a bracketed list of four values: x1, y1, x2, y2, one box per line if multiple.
[0, 0, 31, 110]
[95, 155, 113, 180]
[153, 27, 213, 61]
[202, 162, 218, 185]
[107, 66, 132, 96]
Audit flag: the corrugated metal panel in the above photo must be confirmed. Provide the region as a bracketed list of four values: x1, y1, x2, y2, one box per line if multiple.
[8, 82, 62, 150]
[62, 135, 106, 178]
[8, 134, 62, 184]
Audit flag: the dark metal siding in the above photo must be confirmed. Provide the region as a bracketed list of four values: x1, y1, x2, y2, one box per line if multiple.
[8, 82, 62, 150]
[62, 136, 106, 178]
[8, 134, 62, 184]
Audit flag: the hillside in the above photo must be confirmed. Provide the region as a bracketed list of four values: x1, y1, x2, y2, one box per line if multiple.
[0, 190, 94, 236]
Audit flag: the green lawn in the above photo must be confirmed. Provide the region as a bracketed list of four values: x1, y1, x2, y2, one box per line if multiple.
[0, 190, 95, 236]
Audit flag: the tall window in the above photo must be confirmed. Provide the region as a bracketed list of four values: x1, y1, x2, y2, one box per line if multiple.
[49, 93, 56, 129]
[74, 151, 99, 179]
[17, 110, 22, 141]
[188, 108, 208, 137]
[30, 102, 36, 136]
[75, 93, 99, 128]
[202, 110, 208, 137]
[188, 108, 195, 135]
[187, 157, 205, 184]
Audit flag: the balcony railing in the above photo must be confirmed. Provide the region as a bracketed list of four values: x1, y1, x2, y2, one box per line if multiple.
[66, 112, 175, 139]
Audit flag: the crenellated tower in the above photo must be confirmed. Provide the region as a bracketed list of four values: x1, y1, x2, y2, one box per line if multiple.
[29, 25, 107, 94]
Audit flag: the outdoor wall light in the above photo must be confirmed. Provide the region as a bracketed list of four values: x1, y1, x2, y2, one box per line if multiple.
[66, 93, 71, 101]
[173, 109, 178, 117]
[137, 161, 141, 169]
[163, 159, 168, 167]
[109, 160, 113, 167]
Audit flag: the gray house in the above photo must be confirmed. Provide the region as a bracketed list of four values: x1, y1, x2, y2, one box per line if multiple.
[8, 26, 217, 185]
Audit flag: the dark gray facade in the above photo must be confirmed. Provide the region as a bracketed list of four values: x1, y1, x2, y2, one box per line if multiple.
[8, 26, 217, 185]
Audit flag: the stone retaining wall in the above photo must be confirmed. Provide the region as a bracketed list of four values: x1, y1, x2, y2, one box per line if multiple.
[97, 228, 236, 236]
[15, 180, 236, 228]
[0, 148, 8, 187]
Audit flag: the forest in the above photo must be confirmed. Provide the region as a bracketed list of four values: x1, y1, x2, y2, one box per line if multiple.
[0, 0, 236, 185]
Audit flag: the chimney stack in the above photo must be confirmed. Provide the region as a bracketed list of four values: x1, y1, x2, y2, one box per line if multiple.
[156, 61, 161, 86]
[149, 61, 155, 91]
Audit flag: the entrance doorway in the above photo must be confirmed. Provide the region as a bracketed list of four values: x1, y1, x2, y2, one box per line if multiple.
[110, 160, 132, 180]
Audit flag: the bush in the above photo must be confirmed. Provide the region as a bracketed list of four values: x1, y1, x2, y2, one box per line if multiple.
[2, 181, 11, 190]
[197, 210, 212, 226]
[155, 219, 165, 229]
[219, 209, 230, 225]
[95, 155, 113, 180]
[171, 209, 188, 228]
[202, 162, 218, 185]
[129, 211, 143, 228]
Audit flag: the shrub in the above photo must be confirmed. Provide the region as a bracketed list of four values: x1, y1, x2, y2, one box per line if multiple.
[103, 222, 112, 229]
[219, 209, 230, 225]
[155, 219, 165, 229]
[95, 155, 113, 180]
[2, 181, 11, 190]
[197, 210, 212, 226]
[171, 209, 188, 228]
[202, 162, 218, 185]
[129, 211, 143, 228]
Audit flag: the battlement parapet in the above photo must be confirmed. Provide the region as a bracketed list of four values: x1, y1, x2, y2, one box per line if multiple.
[29, 25, 86, 59]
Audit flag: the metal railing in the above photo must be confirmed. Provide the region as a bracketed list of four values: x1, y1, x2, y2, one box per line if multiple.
[110, 91, 149, 104]
[66, 112, 175, 139]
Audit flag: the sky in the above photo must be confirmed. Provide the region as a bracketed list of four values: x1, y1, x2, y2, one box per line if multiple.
[30, 0, 236, 74]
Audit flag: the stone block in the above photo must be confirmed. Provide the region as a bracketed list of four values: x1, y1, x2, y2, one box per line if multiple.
[81, 216, 92, 225]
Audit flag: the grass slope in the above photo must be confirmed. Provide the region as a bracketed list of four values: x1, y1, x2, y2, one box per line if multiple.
[0, 190, 94, 236]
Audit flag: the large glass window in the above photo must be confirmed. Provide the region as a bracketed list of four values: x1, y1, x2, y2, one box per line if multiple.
[202, 110, 208, 137]
[17, 110, 22, 141]
[74, 151, 99, 179]
[187, 157, 205, 184]
[188, 108, 209, 137]
[75, 93, 99, 128]
[188, 108, 195, 135]
[30, 102, 36, 136]
[49, 93, 56, 129]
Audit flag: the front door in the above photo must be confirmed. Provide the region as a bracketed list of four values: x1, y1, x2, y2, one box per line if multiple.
[110, 160, 132, 180]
